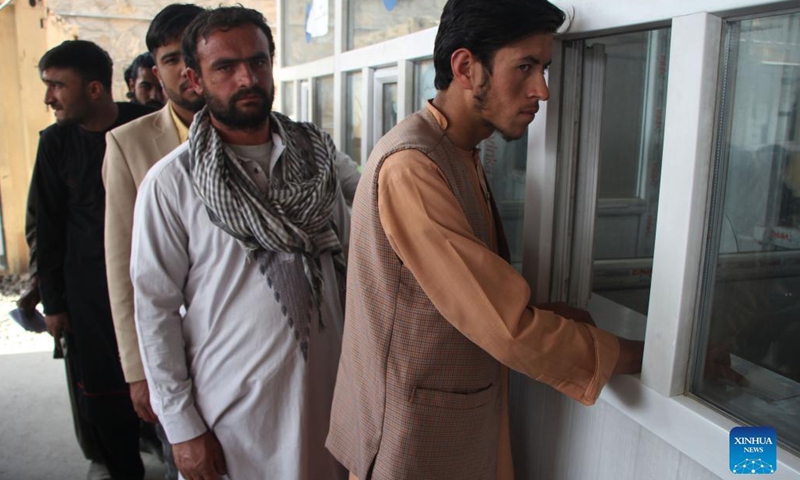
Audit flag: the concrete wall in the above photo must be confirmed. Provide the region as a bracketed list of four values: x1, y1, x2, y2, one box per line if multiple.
[0, 0, 76, 274]
[49, 0, 278, 102]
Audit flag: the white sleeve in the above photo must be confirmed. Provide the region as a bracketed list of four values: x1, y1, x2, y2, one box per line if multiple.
[131, 171, 207, 444]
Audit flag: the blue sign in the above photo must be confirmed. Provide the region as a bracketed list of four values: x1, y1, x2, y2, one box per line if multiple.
[730, 426, 777, 474]
[383, 0, 397, 11]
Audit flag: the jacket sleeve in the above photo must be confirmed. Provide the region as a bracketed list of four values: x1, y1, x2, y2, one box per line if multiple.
[103, 131, 147, 383]
[378, 150, 620, 405]
[34, 131, 68, 315]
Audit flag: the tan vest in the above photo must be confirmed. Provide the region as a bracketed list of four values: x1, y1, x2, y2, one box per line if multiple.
[327, 107, 509, 480]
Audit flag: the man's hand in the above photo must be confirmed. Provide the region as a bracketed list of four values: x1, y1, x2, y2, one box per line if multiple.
[173, 431, 227, 480]
[17, 275, 40, 317]
[536, 301, 596, 327]
[129, 380, 159, 423]
[612, 338, 644, 375]
[44, 312, 70, 339]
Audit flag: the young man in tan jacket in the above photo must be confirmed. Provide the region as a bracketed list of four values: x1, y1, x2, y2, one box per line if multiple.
[326, 1, 644, 479]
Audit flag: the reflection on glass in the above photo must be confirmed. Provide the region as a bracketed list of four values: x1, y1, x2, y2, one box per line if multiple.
[281, 81, 295, 120]
[693, 12, 800, 454]
[480, 132, 528, 272]
[282, 0, 334, 66]
[382, 82, 398, 136]
[414, 58, 436, 112]
[314, 75, 334, 137]
[348, 0, 446, 50]
[589, 30, 671, 316]
[346, 72, 363, 165]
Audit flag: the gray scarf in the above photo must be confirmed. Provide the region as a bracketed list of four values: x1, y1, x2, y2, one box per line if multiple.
[188, 107, 345, 358]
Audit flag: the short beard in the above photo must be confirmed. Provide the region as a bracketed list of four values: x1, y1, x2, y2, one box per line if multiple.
[166, 82, 205, 113]
[206, 85, 274, 130]
[472, 66, 524, 142]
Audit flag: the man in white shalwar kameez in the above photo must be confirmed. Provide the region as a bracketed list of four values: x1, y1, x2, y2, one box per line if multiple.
[130, 7, 350, 480]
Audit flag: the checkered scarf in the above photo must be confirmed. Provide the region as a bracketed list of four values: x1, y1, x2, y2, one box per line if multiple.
[188, 107, 345, 322]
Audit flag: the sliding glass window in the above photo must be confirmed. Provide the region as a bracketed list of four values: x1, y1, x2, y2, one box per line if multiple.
[691, 11, 800, 455]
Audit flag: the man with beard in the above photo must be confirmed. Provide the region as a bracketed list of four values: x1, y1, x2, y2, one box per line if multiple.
[124, 52, 165, 109]
[130, 6, 350, 480]
[103, 5, 204, 479]
[326, 0, 645, 478]
[34, 40, 152, 480]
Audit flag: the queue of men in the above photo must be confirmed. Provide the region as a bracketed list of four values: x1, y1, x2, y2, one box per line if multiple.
[28, 1, 645, 479]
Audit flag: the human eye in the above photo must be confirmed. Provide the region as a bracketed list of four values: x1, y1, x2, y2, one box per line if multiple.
[519, 64, 532, 73]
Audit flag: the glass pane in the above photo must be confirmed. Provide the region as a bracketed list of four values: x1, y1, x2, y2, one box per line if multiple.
[314, 75, 334, 137]
[346, 72, 363, 165]
[282, 0, 334, 66]
[480, 133, 528, 272]
[692, 12, 800, 454]
[414, 58, 436, 112]
[589, 30, 671, 316]
[381, 82, 398, 136]
[281, 81, 295, 120]
[348, 0, 446, 51]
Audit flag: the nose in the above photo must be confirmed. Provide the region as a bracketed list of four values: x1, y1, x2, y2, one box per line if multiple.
[235, 63, 258, 88]
[43, 87, 54, 105]
[528, 72, 550, 102]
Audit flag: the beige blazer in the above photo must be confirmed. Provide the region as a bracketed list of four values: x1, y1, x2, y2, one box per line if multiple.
[103, 105, 181, 382]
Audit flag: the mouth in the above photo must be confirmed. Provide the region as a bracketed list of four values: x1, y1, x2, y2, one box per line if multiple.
[237, 94, 263, 102]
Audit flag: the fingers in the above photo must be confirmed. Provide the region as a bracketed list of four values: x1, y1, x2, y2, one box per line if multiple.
[133, 401, 159, 423]
[173, 432, 225, 480]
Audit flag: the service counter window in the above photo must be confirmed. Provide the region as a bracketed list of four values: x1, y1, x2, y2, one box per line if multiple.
[480, 134, 528, 272]
[282, 0, 334, 66]
[313, 75, 334, 137]
[691, 11, 800, 454]
[345, 71, 363, 165]
[347, 0, 445, 51]
[413, 58, 436, 112]
[553, 29, 670, 340]
[281, 81, 296, 120]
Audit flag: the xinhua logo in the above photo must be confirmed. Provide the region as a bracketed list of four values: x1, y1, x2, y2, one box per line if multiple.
[730, 426, 777, 474]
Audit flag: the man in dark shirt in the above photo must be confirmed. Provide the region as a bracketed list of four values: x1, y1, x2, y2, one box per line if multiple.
[33, 40, 152, 480]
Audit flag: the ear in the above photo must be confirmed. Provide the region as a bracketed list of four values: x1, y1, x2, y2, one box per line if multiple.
[152, 65, 163, 86]
[86, 80, 105, 100]
[186, 67, 204, 95]
[450, 48, 480, 91]
[127, 78, 136, 92]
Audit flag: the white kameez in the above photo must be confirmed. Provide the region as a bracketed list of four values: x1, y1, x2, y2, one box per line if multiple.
[131, 138, 349, 480]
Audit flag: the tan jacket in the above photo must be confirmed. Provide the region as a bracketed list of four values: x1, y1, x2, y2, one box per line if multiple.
[327, 105, 619, 480]
[103, 105, 181, 382]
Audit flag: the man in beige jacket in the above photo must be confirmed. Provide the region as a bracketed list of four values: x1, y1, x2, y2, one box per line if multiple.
[103, 5, 205, 477]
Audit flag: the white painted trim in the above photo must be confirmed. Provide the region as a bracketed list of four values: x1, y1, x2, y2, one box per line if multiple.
[600, 375, 800, 479]
[642, 12, 723, 397]
[560, 0, 792, 37]
[398, 60, 414, 121]
[522, 38, 562, 300]
[569, 43, 605, 308]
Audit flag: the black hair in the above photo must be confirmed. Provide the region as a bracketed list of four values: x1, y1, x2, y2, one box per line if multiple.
[38, 40, 113, 91]
[146, 3, 205, 53]
[182, 5, 275, 75]
[433, 0, 565, 90]
[127, 52, 157, 83]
